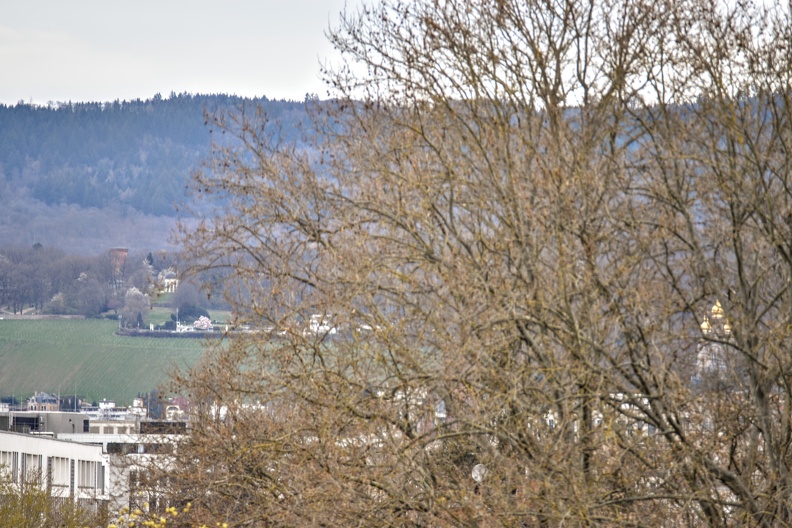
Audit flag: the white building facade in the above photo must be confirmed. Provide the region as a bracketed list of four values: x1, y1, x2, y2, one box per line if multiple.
[0, 430, 110, 505]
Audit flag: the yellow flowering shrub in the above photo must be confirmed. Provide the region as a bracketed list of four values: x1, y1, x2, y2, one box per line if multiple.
[108, 501, 227, 528]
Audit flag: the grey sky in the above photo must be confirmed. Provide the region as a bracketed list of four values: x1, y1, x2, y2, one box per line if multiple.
[0, 0, 359, 105]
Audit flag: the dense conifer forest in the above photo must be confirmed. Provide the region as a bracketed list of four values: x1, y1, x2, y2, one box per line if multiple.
[0, 93, 309, 253]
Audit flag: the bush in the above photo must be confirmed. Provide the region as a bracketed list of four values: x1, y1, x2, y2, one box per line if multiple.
[0, 472, 103, 527]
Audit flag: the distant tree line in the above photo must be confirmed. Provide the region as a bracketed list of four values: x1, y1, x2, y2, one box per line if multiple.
[0, 244, 169, 316]
[0, 244, 232, 326]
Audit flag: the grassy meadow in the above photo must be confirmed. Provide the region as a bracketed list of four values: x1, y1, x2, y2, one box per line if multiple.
[0, 319, 208, 405]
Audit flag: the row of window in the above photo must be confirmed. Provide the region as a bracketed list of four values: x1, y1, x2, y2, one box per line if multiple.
[0, 450, 104, 495]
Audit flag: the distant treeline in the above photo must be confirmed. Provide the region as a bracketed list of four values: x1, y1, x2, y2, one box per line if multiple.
[0, 244, 169, 316]
[0, 242, 233, 321]
[0, 93, 310, 216]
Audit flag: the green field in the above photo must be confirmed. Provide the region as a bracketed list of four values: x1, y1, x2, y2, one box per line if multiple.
[0, 319, 208, 404]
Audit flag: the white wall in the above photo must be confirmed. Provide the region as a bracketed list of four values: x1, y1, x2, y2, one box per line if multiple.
[0, 430, 110, 502]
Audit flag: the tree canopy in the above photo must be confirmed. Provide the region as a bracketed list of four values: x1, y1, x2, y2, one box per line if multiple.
[166, 0, 792, 526]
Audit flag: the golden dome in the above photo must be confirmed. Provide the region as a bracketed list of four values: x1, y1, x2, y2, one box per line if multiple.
[700, 317, 711, 334]
[711, 300, 724, 319]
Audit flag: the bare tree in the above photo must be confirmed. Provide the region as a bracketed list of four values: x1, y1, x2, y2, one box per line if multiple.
[166, 0, 792, 526]
[120, 286, 150, 329]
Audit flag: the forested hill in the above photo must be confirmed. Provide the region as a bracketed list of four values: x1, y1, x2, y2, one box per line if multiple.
[0, 93, 308, 215]
[0, 94, 309, 253]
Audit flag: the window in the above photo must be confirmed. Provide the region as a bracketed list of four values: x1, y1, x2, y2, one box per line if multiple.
[23, 453, 42, 481]
[50, 457, 70, 488]
[0, 451, 17, 482]
[97, 463, 105, 494]
[78, 460, 97, 489]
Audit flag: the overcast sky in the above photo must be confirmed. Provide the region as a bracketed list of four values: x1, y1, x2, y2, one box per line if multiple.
[0, 0, 361, 105]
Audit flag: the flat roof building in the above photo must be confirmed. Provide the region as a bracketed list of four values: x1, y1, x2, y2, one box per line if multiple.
[0, 430, 110, 507]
